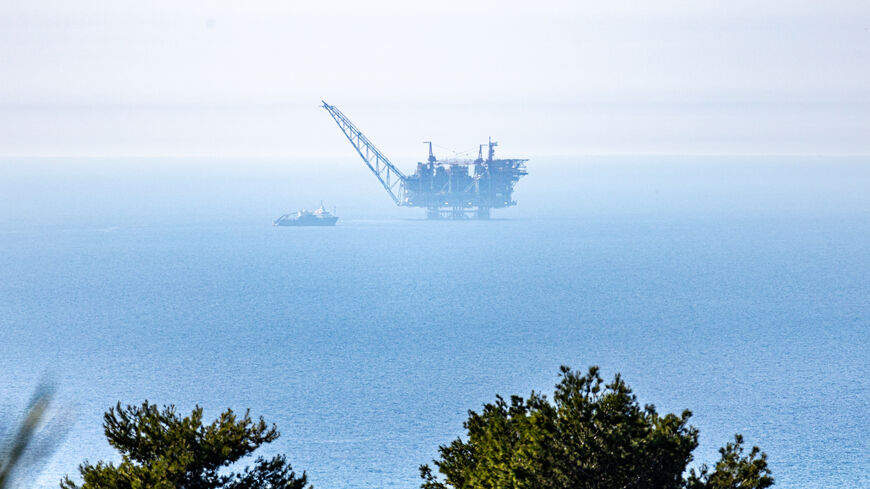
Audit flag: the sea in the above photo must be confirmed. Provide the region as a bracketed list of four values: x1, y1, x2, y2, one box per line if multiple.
[1, 156, 868, 488]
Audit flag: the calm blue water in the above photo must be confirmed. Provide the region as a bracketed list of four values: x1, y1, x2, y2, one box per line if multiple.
[1, 157, 868, 488]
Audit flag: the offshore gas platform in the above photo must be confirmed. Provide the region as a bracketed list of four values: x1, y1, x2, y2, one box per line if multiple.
[322, 101, 528, 219]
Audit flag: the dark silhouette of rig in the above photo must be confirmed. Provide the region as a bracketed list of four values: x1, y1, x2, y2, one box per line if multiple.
[323, 101, 528, 219]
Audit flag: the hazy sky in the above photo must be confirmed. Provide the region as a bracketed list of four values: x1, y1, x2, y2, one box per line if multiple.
[1, 0, 868, 157]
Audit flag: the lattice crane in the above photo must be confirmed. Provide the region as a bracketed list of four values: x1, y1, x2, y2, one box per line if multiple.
[321, 101, 407, 205]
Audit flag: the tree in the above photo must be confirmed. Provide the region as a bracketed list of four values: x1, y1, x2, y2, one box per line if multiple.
[420, 366, 773, 489]
[61, 402, 309, 489]
[685, 435, 773, 489]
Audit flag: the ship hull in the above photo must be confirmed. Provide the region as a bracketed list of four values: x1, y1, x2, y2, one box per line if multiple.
[274, 216, 338, 227]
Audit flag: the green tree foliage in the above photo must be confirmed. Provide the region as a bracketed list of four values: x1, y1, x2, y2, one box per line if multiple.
[61, 402, 309, 489]
[420, 366, 773, 489]
[685, 435, 773, 489]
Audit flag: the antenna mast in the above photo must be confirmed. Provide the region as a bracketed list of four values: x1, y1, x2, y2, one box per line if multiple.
[487, 136, 498, 162]
[423, 141, 436, 163]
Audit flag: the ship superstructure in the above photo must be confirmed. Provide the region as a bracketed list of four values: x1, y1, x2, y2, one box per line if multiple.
[274, 203, 338, 226]
[322, 101, 527, 219]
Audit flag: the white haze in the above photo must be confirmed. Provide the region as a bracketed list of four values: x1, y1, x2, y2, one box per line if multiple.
[1, 0, 868, 158]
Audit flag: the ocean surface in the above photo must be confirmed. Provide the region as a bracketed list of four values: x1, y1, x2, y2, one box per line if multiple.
[1, 156, 868, 488]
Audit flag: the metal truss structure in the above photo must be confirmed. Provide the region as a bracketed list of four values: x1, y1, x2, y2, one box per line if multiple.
[321, 101, 527, 219]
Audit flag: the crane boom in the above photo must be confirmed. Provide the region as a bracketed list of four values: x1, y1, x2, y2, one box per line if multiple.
[321, 101, 406, 205]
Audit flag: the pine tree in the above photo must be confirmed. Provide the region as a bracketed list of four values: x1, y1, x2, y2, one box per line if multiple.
[421, 366, 773, 489]
[61, 403, 309, 489]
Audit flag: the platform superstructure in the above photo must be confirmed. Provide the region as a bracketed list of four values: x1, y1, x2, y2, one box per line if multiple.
[322, 101, 527, 219]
